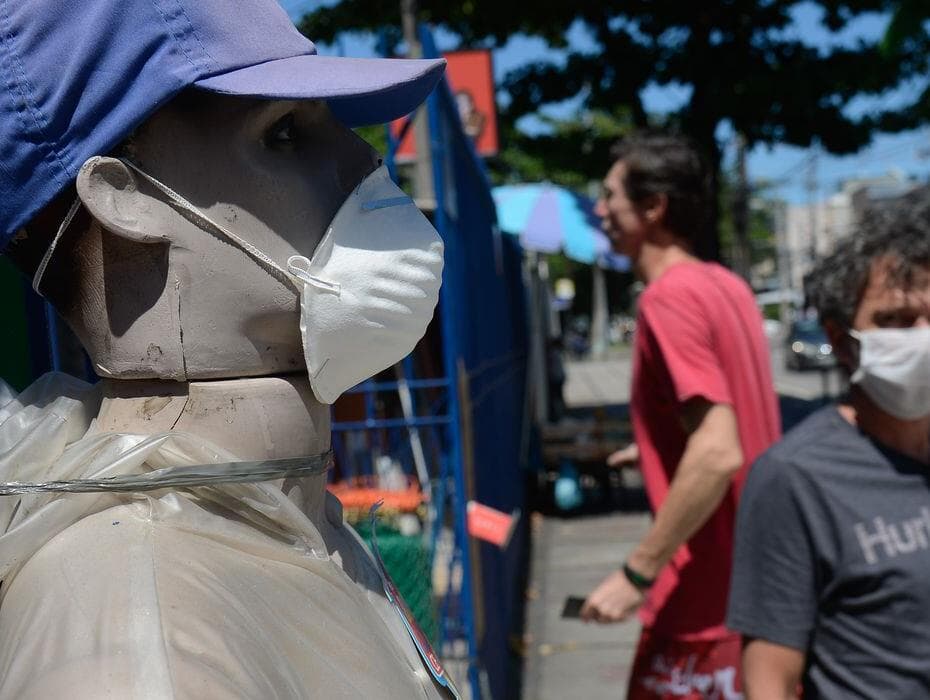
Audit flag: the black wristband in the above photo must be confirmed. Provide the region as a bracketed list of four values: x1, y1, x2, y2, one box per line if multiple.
[622, 561, 655, 591]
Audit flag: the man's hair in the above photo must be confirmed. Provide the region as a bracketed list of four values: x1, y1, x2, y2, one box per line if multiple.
[610, 133, 710, 240]
[805, 187, 930, 329]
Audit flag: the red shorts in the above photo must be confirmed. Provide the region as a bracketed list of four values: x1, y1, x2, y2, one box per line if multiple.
[626, 629, 743, 700]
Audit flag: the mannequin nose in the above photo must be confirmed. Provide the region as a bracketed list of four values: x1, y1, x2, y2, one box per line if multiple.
[336, 133, 381, 194]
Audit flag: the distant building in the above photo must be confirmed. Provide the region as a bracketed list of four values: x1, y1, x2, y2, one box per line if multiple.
[779, 172, 924, 292]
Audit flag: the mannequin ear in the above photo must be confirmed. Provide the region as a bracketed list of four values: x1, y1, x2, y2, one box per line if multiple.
[75, 156, 168, 243]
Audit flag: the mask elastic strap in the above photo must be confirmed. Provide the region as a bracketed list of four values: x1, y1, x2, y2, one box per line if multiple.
[120, 159, 297, 291]
[286, 255, 341, 295]
[32, 197, 82, 294]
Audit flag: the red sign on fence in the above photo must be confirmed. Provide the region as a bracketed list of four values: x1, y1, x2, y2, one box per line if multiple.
[467, 500, 519, 548]
[391, 49, 499, 160]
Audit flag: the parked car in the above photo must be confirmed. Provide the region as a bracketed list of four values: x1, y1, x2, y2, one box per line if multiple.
[785, 318, 836, 370]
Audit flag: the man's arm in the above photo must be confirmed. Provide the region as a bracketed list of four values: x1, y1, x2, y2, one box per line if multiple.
[742, 638, 804, 700]
[581, 399, 742, 622]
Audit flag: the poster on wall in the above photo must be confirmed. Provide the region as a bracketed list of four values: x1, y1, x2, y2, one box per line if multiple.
[391, 49, 499, 161]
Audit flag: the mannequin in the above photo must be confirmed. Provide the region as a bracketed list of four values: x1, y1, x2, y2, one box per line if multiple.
[15, 89, 377, 545]
[65, 92, 368, 513]
[0, 90, 446, 697]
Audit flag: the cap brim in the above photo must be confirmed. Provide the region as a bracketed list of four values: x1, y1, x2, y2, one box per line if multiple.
[194, 55, 445, 127]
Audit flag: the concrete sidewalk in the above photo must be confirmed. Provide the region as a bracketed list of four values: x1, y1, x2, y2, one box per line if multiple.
[520, 511, 650, 699]
[522, 355, 647, 700]
[562, 354, 633, 407]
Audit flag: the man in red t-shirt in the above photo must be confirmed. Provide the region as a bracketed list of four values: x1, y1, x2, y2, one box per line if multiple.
[580, 134, 780, 699]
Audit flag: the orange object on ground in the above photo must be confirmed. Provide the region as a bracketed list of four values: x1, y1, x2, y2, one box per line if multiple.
[328, 477, 424, 514]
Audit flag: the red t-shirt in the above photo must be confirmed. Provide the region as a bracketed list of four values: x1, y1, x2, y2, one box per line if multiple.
[631, 261, 780, 640]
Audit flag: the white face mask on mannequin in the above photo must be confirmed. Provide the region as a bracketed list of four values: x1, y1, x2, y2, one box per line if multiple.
[850, 327, 930, 420]
[284, 166, 444, 403]
[35, 162, 444, 404]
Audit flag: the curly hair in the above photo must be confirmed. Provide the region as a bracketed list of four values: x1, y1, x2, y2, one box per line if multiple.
[610, 133, 710, 241]
[804, 186, 930, 329]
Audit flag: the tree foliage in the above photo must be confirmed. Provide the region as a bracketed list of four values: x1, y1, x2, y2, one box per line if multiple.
[301, 1, 930, 258]
[303, 1, 928, 144]
[879, 0, 930, 127]
[487, 108, 636, 190]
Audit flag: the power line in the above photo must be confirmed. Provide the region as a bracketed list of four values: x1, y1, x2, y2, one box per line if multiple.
[770, 152, 814, 183]
[757, 129, 930, 191]
[830, 132, 930, 168]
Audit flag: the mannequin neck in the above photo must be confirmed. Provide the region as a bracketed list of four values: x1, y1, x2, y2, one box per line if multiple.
[90, 373, 332, 519]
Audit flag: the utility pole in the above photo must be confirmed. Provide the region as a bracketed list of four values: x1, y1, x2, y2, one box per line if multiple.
[773, 200, 792, 326]
[805, 147, 819, 279]
[400, 0, 435, 209]
[589, 265, 608, 360]
[733, 133, 751, 281]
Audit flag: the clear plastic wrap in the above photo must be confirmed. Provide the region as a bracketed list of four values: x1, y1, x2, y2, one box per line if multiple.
[0, 374, 442, 699]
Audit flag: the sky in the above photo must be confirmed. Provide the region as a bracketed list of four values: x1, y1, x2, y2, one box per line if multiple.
[281, 1, 930, 204]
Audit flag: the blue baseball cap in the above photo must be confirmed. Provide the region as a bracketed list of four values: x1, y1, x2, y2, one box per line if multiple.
[0, 0, 445, 250]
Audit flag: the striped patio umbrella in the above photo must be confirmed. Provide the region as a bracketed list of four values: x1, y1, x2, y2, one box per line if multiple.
[491, 183, 630, 270]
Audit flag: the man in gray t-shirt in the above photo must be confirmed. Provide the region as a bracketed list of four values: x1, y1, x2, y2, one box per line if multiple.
[727, 191, 930, 698]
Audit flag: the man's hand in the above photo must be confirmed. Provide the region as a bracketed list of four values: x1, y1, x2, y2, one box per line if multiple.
[580, 570, 643, 624]
[606, 443, 639, 468]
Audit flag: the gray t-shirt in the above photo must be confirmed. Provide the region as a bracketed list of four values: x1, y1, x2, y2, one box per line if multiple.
[727, 406, 930, 699]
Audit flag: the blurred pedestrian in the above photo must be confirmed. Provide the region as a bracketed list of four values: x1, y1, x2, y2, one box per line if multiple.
[728, 190, 930, 698]
[547, 337, 567, 422]
[580, 133, 780, 699]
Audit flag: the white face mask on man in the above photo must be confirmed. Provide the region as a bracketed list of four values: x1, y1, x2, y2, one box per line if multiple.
[35, 162, 444, 405]
[850, 327, 930, 420]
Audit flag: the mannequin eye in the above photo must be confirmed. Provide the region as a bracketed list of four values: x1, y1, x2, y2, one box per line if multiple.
[265, 113, 298, 148]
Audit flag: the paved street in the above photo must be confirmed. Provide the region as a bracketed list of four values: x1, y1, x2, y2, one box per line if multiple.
[564, 341, 843, 407]
[768, 344, 845, 403]
[562, 354, 635, 407]
[522, 340, 838, 700]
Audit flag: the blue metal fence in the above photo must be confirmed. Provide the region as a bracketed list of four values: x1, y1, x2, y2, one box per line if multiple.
[421, 25, 529, 699]
[330, 24, 531, 699]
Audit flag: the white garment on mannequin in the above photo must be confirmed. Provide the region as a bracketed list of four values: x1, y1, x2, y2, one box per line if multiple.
[0, 374, 442, 699]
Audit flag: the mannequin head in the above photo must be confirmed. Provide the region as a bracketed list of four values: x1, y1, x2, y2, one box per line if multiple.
[3, 0, 443, 383]
[10, 90, 380, 380]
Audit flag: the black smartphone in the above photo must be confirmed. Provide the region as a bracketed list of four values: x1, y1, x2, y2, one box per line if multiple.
[561, 596, 586, 618]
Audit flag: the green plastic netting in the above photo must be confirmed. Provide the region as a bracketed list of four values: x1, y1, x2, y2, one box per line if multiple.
[353, 521, 439, 647]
